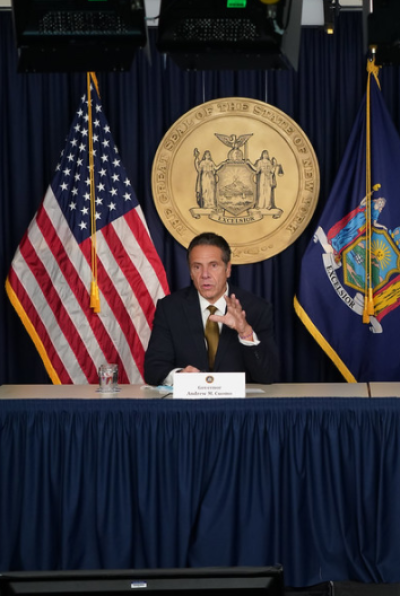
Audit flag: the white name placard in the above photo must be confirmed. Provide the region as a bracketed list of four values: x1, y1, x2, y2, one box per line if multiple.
[173, 372, 246, 399]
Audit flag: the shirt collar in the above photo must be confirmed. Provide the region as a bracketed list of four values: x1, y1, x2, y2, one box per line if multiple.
[198, 283, 229, 315]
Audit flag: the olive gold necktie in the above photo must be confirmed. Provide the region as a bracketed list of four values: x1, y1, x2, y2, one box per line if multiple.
[205, 305, 219, 371]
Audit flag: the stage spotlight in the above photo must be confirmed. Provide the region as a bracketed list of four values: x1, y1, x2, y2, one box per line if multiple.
[156, 0, 303, 71]
[11, 0, 148, 73]
[323, 0, 335, 35]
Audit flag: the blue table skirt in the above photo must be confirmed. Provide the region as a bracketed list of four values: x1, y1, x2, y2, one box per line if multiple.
[1, 397, 400, 587]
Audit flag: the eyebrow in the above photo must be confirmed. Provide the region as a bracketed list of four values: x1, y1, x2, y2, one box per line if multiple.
[191, 260, 220, 267]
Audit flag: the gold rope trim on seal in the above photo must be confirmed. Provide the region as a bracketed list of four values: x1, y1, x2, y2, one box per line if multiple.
[293, 295, 357, 383]
[5, 277, 62, 384]
[87, 72, 101, 313]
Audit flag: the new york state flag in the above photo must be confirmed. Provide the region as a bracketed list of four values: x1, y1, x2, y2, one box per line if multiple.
[295, 62, 400, 382]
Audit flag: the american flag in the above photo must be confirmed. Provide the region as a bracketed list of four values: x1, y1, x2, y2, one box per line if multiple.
[5, 75, 169, 384]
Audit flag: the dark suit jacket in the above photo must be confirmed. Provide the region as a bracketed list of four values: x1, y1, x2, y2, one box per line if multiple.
[144, 284, 280, 386]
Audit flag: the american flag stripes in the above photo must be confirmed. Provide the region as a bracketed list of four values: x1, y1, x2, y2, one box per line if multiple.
[5, 75, 169, 384]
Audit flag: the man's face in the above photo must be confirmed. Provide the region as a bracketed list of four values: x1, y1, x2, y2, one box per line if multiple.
[189, 244, 231, 303]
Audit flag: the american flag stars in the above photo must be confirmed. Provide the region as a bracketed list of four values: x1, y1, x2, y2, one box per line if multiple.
[52, 86, 133, 243]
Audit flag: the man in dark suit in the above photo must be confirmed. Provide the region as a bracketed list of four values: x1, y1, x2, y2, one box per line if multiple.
[144, 232, 279, 386]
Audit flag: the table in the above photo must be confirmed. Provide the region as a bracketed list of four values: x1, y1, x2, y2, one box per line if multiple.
[0, 382, 370, 399]
[369, 382, 400, 397]
[1, 383, 400, 588]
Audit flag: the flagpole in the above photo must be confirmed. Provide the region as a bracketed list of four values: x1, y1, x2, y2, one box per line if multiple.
[87, 72, 101, 313]
[363, 59, 381, 323]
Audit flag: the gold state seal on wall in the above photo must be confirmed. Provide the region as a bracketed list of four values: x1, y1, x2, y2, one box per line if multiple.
[151, 97, 320, 264]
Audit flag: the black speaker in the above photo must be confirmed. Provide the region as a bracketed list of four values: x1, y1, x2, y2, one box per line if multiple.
[365, 0, 400, 65]
[156, 0, 303, 71]
[11, 0, 147, 73]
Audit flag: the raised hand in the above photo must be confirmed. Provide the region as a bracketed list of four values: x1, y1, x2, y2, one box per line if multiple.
[209, 294, 254, 340]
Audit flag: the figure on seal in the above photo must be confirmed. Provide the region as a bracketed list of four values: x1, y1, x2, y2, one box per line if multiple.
[193, 149, 222, 209]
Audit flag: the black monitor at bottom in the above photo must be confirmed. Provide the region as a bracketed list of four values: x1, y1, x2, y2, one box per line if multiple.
[0, 567, 284, 596]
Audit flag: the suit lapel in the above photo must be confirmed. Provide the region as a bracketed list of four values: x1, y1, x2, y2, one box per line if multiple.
[214, 323, 235, 369]
[183, 287, 209, 370]
[214, 285, 239, 370]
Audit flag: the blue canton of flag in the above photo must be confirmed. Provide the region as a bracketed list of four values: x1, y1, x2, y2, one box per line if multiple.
[294, 63, 400, 382]
[54, 95, 133, 243]
[6, 75, 169, 384]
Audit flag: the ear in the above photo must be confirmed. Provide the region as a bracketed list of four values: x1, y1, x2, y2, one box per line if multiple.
[226, 262, 232, 278]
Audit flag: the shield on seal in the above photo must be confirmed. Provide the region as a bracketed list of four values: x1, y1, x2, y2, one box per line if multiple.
[343, 228, 400, 292]
[216, 162, 255, 216]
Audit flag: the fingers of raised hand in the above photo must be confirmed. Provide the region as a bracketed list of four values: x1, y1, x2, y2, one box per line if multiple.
[225, 294, 242, 313]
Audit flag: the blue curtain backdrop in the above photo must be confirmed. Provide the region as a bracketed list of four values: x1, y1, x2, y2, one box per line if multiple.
[1, 10, 399, 385]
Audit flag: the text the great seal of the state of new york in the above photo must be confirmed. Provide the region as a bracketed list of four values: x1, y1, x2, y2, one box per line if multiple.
[151, 97, 320, 264]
